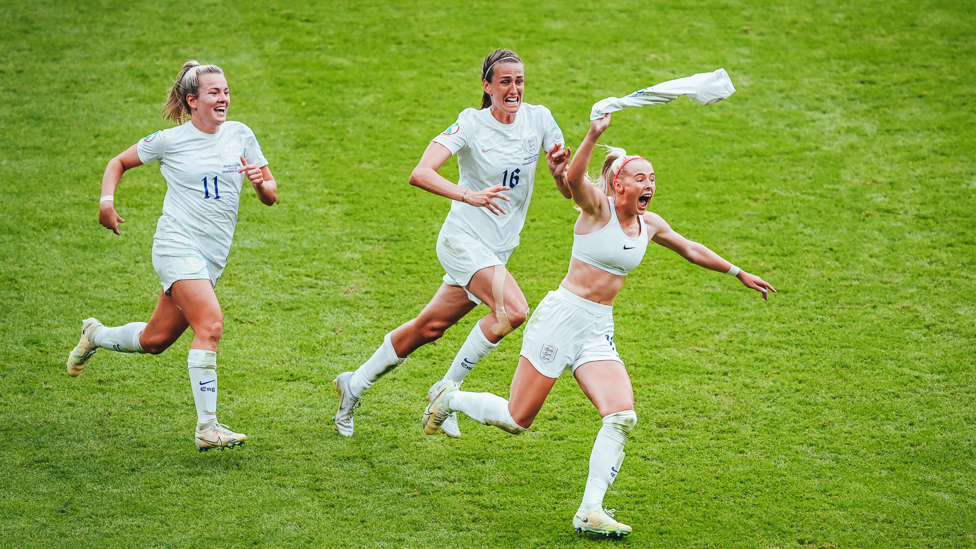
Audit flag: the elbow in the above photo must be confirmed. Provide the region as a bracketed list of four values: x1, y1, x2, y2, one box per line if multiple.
[408, 168, 424, 188]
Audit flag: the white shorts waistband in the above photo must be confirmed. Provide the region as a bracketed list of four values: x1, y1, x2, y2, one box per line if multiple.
[554, 285, 613, 315]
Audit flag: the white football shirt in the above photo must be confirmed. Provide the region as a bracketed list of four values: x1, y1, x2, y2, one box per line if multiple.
[137, 121, 268, 268]
[432, 103, 564, 253]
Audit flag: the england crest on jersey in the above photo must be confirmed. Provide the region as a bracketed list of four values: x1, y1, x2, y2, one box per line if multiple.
[540, 344, 557, 364]
[523, 136, 538, 153]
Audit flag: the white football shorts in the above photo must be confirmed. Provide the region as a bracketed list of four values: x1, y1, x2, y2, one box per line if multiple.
[436, 221, 513, 305]
[520, 286, 621, 379]
[152, 239, 223, 296]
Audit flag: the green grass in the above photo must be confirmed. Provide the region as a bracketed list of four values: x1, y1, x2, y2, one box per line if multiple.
[1, 0, 974, 547]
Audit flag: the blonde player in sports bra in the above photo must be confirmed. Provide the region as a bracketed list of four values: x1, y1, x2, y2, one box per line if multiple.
[332, 49, 568, 438]
[65, 61, 278, 452]
[423, 113, 775, 537]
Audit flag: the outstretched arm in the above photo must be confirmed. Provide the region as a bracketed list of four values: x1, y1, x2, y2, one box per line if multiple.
[99, 144, 144, 235]
[565, 114, 612, 217]
[646, 212, 777, 300]
[409, 142, 511, 216]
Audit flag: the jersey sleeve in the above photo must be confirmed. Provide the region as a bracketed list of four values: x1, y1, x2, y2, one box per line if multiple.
[241, 125, 269, 168]
[430, 111, 469, 155]
[540, 107, 565, 152]
[136, 129, 167, 164]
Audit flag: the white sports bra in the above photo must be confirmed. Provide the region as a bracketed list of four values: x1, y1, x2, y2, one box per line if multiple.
[571, 198, 648, 276]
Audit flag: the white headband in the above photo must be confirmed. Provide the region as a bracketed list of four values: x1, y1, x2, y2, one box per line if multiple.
[484, 56, 519, 80]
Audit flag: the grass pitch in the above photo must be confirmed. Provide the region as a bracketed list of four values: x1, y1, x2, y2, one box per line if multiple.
[1, 0, 974, 547]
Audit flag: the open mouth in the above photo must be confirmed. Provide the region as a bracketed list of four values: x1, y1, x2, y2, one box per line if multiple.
[215, 106, 226, 115]
[638, 193, 652, 208]
[503, 96, 520, 107]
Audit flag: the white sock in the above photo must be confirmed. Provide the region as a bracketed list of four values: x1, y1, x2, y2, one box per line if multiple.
[90, 322, 147, 353]
[450, 390, 526, 434]
[579, 410, 637, 513]
[187, 349, 218, 426]
[349, 332, 405, 397]
[443, 323, 499, 384]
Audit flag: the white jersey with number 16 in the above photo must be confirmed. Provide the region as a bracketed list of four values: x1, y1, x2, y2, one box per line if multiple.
[137, 121, 268, 269]
[432, 103, 563, 253]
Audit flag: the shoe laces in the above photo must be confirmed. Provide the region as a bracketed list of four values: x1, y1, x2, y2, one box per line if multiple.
[603, 508, 617, 519]
[209, 423, 238, 436]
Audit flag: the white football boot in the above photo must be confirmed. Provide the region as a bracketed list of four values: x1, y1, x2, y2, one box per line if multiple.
[195, 421, 247, 452]
[66, 318, 103, 376]
[426, 379, 461, 438]
[573, 508, 632, 537]
[332, 372, 360, 437]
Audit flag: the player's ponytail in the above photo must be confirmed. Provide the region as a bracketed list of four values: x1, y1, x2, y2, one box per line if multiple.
[162, 60, 224, 124]
[480, 49, 522, 109]
[593, 146, 631, 196]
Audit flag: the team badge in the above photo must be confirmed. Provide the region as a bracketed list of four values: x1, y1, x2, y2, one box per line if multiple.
[523, 136, 538, 153]
[442, 122, 460, 135]
[220, 146, 237, 163]
[143, 130, 161, 143]
[540, 344, 557, 364]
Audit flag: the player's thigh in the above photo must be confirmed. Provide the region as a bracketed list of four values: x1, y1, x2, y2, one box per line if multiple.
[415, 283, 478, 327]
[169, 278, 223, 332]
[466, 265, 528, 315]
[574, 360, 635, 417]
[508, 356, 558, 427]
[142, 289, 188, 342]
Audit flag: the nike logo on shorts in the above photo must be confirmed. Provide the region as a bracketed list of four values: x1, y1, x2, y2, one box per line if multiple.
[623, 245, 635, 250]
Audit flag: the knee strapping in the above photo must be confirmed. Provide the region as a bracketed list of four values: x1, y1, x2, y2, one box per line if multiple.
[489, 407, 528, 435]
[490, 266, 514, 337]
[603, 410, 637, 439]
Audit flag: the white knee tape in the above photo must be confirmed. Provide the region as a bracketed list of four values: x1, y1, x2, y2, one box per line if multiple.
[604, 410, 637, 438]
[490, 265, 514, 337]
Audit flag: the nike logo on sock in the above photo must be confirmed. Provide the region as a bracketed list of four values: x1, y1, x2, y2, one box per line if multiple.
[199, 380, 216, 385]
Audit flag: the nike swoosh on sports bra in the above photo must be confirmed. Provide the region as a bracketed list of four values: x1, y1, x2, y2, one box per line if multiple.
[571, 198, 648, 276]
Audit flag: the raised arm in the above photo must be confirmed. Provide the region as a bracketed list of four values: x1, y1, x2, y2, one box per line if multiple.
[565, 114, 612, 217]
[99, 144, 144, 235]
[645, 212, 777, 300]
[408, 142, 511, 216]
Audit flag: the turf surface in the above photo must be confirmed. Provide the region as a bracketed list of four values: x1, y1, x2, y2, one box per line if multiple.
[1, 0, 974, 547]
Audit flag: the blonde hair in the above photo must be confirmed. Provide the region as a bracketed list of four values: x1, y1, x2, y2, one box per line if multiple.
[587, 145, 638, 196]
[162, 61, 224, 124]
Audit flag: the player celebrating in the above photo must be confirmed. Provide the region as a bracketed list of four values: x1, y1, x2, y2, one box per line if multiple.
[423, 113, 775, 536]
[332, 49, 568, 438]
[66, 61, 278, 452]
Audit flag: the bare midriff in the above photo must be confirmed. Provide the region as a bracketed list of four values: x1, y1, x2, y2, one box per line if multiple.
[558, 257, 627, 306]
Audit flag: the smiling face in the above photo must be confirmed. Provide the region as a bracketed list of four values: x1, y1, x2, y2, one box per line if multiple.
[613, 158, 656, 215]
[186, 72, 229, 130]
[483, 61, 524, 122]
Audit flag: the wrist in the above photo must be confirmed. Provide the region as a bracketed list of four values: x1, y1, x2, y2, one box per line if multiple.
[461, 189, 468, 204]
[100, 195, 114, 204]
[726, 264, 740, 277]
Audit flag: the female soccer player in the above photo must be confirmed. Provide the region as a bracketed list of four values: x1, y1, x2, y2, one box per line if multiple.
[66, 61, 278, 452]
[423, 113, 775, 536]
[332, 49, 569, 438]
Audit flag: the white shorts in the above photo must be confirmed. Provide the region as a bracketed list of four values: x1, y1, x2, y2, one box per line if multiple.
[436, 225, 513, 305]
[520, 286, 621, 379]
[152, 239, 223, 296]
